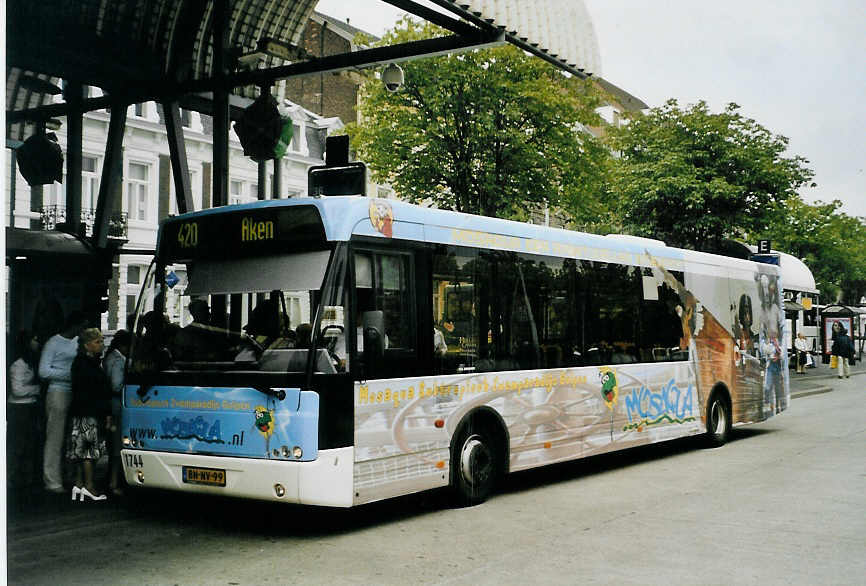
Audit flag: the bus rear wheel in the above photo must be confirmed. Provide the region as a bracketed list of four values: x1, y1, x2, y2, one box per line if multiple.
[451, 423, 498, 507]
[705, 391, 732, 447]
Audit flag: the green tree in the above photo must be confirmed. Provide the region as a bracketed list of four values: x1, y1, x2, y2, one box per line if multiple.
[607, 100, 814, 251]
[347, 17, 608, 220]
[758, 197, 866, 303]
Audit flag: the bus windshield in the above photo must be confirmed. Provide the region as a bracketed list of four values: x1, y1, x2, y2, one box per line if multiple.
[129, 248, 348, 375]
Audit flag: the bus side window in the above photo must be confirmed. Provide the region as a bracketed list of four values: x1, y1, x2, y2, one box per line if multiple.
[640, 270, 687, 362]
[584, 263, 640, 366]
[354, 250, 418, 378]
[432, 246, 477, 375]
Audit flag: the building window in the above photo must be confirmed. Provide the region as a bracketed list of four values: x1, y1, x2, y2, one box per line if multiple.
[127, 265, 141, 285]
[180, 108, 191, 128]
[290, 123, 302, 152]
[250, 183, 259, 200]
[134, 103, 144, 117]
[44, 176, 66, 208]
[229, 179, 244, 205]
[126, 162, 150, 221]
[40, 158, 99, 211]
[82, 155, 100, 210]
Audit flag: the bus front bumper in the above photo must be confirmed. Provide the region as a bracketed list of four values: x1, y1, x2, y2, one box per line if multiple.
[121, 446, 354, 507]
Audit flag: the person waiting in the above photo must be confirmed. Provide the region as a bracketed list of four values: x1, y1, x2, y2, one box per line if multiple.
[68, 328, 112, 502]
[7, 330, 43, 504]
[39, 310, 88, 495]
[103, 329, 131, 495]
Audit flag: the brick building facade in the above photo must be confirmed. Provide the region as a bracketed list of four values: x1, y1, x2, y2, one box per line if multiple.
[284, 12, 370, 125]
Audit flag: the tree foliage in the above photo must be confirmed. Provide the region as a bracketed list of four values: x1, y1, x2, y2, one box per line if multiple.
[757, 197, 866, 303]
[607, 100, 814, 251]
[346, 17, 607, 220]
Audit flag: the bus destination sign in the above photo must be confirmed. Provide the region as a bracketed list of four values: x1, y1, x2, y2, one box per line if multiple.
[160, 205, 326, 261]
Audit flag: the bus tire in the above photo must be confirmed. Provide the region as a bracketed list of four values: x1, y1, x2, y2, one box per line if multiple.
[451, 419, 499, 507]
[705, 389, 732, 447]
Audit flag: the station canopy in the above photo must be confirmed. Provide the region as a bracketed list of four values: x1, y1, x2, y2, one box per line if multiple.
[6, 0, 602, 141]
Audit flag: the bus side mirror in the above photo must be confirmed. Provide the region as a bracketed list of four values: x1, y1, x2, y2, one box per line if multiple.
[362, 310, 385, 377]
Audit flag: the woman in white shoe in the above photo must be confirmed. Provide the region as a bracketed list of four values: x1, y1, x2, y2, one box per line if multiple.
[68, 328, 113, 501]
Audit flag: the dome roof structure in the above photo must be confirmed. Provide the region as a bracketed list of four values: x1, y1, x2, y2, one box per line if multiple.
[441, 0, 602, 75]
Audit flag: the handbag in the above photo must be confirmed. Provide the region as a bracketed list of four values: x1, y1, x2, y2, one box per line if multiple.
[830, 355, 838, 369]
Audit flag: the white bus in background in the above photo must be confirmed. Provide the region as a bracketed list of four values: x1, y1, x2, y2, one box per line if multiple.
[749, 246, 820, 360]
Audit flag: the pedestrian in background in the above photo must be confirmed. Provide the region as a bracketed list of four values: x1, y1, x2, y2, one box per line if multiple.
[39, 310, 88, 494]
[794, 332, 808, 375]
[68, 328, 113, 502]
[7, 330, 43, 503]
[831, 322, 852, 379]
[103, 329, 131, 495]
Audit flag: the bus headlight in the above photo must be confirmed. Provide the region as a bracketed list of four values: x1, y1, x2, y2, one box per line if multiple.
[274, 483, 286, 498]
[281, 446, 290, 458]
[293, 446, 303, 459]
[136, 470, 144, 483]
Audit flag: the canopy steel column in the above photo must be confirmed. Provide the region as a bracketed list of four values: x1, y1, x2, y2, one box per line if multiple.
[211, 0, 230, 208]
[63, 80, 84, 235]
[163, 101, 194, 214]
[91, 103, 127, 248]
[272, 159, 281, 199]
[257, 161, 267, 200]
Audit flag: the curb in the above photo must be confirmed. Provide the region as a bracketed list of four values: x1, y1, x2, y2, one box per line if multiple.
[791, 386, 832, 400]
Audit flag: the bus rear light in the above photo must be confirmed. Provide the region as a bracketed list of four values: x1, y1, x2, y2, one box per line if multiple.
[293, 446, 303, 459]
[274, 484, 286, 498]
[544, 442, 552, 449]
[434, 419, 445, 428]
[435, 461, 445, 469]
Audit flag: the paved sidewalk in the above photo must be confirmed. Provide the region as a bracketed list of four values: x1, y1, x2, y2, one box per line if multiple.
[789, 354, 865, 398]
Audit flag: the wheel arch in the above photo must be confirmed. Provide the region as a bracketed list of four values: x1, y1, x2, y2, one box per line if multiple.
[450, 406, 510, 476]
[704, 381, 733, 447]
[706, 381, 732, 423]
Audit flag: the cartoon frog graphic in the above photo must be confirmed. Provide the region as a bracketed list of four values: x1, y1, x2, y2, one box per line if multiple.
[254, 405, 274, 437]
[599, 367, 618, 410]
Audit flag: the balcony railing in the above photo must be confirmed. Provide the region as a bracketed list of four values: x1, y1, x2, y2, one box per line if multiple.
[40, 205, 128, 240]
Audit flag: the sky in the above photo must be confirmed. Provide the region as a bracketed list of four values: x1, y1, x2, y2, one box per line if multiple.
[314, 0, 865, 219]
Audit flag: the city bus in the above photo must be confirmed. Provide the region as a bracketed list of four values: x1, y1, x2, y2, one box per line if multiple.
[122, 196, 789, 507]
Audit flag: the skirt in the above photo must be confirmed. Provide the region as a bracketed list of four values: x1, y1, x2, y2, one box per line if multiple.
[66, 416, 107, 462]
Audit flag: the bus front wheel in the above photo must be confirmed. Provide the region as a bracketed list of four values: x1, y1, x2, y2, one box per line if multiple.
[705, 391, 732, 447]
[451, 423, 498, 507]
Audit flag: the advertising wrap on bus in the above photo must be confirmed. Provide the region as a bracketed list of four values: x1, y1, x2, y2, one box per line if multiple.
[123, 386, 319, 461]
[122, 197, 790, 508]
[351, 251, 788, 503]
